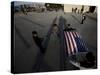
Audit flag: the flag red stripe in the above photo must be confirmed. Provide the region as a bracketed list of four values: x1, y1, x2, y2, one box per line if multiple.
[64, 32, 71, 55]
[70, 32, 78, 53]
[67, 32, 74, 55]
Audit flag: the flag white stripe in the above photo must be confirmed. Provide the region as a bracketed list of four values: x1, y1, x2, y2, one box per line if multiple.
[72, 31, 76, 37]
[70, 32, 78, 53]
[68, 32, 76, 54]
[64, 32, 71, 55]
[75, 32, 80, 37]
[64, 31, 87, 56]
[67, 32, 74, 55]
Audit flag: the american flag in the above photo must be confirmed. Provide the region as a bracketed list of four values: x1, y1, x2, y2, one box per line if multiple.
[64, 31, 88, 56]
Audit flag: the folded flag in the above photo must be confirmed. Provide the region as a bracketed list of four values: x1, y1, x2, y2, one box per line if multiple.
[64, 31, 88, 56]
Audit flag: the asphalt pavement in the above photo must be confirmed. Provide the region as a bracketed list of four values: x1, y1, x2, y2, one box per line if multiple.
[13, 11, 97, 73]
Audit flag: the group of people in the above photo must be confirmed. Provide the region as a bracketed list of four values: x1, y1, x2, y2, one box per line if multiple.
[72, 8, 78, 13]
[32, 22, 87, 54]
[20, 4, 28, 15]
[32, 21, 95, 70]
[72, 7, 84, 14]
[71, 6, 86, 24]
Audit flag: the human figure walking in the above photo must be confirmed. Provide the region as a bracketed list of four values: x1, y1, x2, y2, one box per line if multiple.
[81, 14, 86, 24]
[32, 31, 45, 54]
[20, 5, 27, 15]
[72, 8, 74, 13]
[32, 31, 46, 71]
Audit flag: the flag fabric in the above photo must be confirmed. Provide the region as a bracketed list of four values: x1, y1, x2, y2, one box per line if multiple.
[64, 31, 88, 56]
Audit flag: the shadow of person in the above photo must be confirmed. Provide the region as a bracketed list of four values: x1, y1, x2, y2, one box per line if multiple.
[32, 31, 52, 72]
[32, 31, 45, 54]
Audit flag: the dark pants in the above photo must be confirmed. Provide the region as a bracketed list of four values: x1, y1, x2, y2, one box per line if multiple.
[81, 19, 84, 24]
[81, 19, 86, 24]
